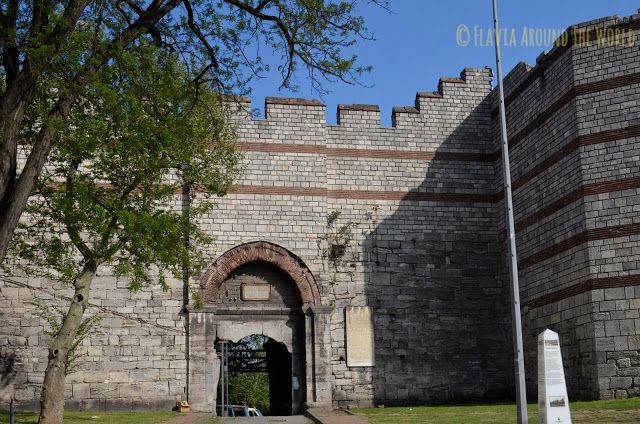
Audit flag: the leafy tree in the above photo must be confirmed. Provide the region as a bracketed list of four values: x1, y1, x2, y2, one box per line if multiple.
[10, 41, 240, 423]
[0, 0, 389, 264]
[228, 373, 270, 415]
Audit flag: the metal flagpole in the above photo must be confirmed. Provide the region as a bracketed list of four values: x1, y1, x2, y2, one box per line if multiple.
[491, 1, 528, 423]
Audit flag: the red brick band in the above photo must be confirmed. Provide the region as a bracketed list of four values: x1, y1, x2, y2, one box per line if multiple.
[338, 104, 380, 112]
[200, 241, 321, 305]
[238, 72, 640, 171]
[332, 189, 495, 203]
[231, 184, 496, 203]
[494, 175, 640, 242]
[492, 19, 640, 112]
[504, 88, 576, 150]
[237, 142, 495, 162]
[440, 77, 466, 85]
[511, 125, 640, 191]
[239, 123, 640, 214]
[392, 106, 419, 115]
[519, 223, 640, 270]
[493, 124, 640, 235]
[265, 97, 323, 106]
[231, 185, 328, 197]
[498, 72, 640, 155]
[46, 181, 496, 203]
[526, 275, 640, 309]
[515, 176, 640, 232]
[416, 91, 444, 99]
[231, 173, 639, 225]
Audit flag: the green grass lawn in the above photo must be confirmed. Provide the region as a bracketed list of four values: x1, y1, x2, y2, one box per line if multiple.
[4, 398, 640, 424]
[0, 411, 179, 424]
[350, 397, 640, 424]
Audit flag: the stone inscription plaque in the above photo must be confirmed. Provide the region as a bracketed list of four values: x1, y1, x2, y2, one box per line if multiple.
[346, 307, 375, 367]
[241, 283, 271, 301]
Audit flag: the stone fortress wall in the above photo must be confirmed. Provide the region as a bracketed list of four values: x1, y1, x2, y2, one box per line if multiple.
[216, 65, 510, 407]
[1, 12, 639, 412]
[493, 14, 640, 399]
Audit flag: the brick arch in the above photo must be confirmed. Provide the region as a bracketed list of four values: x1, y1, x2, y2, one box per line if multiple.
[200, 241, 320, 305]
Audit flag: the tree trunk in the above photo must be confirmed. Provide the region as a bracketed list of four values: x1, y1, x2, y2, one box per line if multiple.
[0, 71, 35, 203]
[38, 260, 96, 424]
[0, 94, 75, 264]
[0, 73, 36, 264]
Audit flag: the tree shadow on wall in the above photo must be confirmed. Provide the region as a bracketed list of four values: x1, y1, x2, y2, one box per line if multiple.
[1, 352, 17, 394]
[361, 98, 515, 406]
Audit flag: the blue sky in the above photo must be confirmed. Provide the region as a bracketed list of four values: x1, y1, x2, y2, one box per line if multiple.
[248, 1, 638, 126]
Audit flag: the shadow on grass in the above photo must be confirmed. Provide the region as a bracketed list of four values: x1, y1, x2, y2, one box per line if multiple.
[0, 411, 179, 424]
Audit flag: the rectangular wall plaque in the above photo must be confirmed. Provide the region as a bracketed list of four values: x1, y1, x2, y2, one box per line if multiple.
[346, 306, 375, 367]
[241, 283, 271, 301]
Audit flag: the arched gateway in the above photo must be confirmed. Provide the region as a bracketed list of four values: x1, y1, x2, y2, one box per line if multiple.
[200, 241, 320, 306]
[187, 241, 332, 415]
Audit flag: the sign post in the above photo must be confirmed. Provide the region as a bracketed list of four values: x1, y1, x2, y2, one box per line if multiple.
[538, 329, 572, 424]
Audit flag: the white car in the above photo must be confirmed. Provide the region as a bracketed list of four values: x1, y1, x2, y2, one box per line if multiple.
[225, 405, 264, 417]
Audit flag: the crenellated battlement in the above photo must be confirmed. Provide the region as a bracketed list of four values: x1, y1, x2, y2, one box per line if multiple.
[391, 68, 492, 129]
[336, 104, 380, 127]
[224, 67, 493, 131]
[223, 12, 639, 156]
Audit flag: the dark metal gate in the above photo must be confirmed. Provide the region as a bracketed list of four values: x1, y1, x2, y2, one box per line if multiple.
[217, 339, 268, 416]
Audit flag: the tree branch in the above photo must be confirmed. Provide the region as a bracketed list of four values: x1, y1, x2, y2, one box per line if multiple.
[254, 0, 273, 13]
[64, 157, 92, 260]
[1, 0, 20, 84]
[224, 0, 296, 86]
[182, 0, 219, 73]
[119, 0, 171, 49]
[97, 176, 141, 256]
[28, 0, 50, 40]
[28, 0, 90, 73]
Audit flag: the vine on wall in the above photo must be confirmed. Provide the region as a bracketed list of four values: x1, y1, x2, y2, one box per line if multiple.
[317, 210, 359, 287]
[317, 207, 381, 299]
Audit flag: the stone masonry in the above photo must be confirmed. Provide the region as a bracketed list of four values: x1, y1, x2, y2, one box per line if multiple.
[1, 12, 640, 412]
[492, 14, 640, 400]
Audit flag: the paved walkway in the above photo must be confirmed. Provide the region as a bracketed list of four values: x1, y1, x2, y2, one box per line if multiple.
[164, 412, 212, 424]
[165, 414, 310, 423]
[217, 416, 309, 423]
[306, 409, 369, 424]
[163, 410, 369, 424]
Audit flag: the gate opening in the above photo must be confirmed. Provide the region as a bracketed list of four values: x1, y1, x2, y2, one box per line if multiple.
[217, 334, 293, 416]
